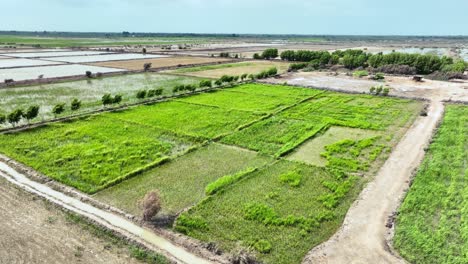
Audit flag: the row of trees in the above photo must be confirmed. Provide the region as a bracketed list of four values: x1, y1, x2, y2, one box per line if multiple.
[277, 49, 467, 75]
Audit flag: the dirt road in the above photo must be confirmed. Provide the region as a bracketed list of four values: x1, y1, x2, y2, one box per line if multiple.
[0, 160, 215, 264]
[302, 100, 445, 264]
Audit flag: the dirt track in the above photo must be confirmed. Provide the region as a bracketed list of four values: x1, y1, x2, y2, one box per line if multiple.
[265, 71, 468, 264]
[302, 100, 444, 264]
[0, 159, 217, 264]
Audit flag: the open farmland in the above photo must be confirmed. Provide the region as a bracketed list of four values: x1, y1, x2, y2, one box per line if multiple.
[45, 53, 168, 63]
[167, 61, 290, 78]
[394, 105, 468, 264]
[0, 58, 62, 68]
[0, 50, 110, 58]
[0, 73, 201, 125]
[89, 56, 233, 70]
[0, 83, 423, 263]
[0, 64, 123, 82]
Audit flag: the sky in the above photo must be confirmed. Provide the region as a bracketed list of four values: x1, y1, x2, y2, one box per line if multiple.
[1, 0, 467, 35]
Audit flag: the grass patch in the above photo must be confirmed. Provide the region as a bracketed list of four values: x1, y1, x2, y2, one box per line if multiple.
[227, 83, 324, 99]
[109, 101, 263, 139]
[394, 105, 468, 264]
[95, 143, 272, 215]
[0, 115, 195, 193]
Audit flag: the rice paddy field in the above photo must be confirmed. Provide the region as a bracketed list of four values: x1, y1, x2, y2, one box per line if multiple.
[0, 73, 202, 125]
[394, 104, 468, 264]
[46, 54, 168, 63]
[90, 56, 233, 71]
[0, 83, 423, 263]
[0, 64, 123, 82]
[167, 61, 290, 79]
[0, 50, 110, 58]
[0, 58, 62, 68]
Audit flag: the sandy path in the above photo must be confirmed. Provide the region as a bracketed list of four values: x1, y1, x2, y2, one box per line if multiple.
[0, 161, 215, 264]
[303, 100, 444, 264]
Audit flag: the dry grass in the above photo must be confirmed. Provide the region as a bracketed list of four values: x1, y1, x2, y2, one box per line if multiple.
[169, 60, 290, 79]
[89, 56, 233, 71]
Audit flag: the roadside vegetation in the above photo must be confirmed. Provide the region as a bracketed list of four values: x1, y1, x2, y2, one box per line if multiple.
[394, 105, 468, 264]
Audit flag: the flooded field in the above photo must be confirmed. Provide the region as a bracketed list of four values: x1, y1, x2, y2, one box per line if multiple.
[48, 53, 168, 63]
[0, 64, 123, 81]
[0, 58, 62, 68]
[1, 51, 111, 58]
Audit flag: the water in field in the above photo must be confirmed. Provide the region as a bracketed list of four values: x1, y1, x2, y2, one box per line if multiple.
[0, 50, 110, 58]
[0, 73, 201, 126]
[0, 64, 122, 81]
[48, 53, 169, 63]
[0, 58, 62, 68]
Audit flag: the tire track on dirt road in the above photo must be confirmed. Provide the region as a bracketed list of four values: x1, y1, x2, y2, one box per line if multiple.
[0, 161, 217, 264]
[303, 100, 445, 264]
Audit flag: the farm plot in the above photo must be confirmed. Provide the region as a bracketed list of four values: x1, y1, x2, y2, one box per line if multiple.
[107, 101, 264, 139]
[90, 56, 233, 71]
[95, 143, 272, 215]
[48, 54, 168, 63]
[0, 58, 62, 68]
[0, 50, 110, 58]
[0, 114, 198, 193]
[394, 105, 468, 264]
[0, 64, 123, 82]
[167, 61, 290, 79]
[0, 73, 202, 125]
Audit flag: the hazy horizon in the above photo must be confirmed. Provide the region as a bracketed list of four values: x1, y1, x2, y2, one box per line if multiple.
[2, 0, 468, 36]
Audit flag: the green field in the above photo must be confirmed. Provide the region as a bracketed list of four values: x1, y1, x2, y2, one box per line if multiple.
[95, 143, 272, 215]
[0, 73, 201, 126]
[0, 83, 423, 263]
[394, 105, 468, 264]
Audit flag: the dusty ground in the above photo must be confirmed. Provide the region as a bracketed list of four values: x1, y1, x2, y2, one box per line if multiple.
[0, 177, 141, 264]
[89, 56, 233, 70]
[265, 71, 468, 101]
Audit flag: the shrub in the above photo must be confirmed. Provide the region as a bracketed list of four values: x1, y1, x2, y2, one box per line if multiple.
[85, 71, 92, 78]
[253, 53, 261, 60]
[7, 109, 23, 126]
[136, 90, 147, 99]
[147, 89, 163, 97]
[71, 98, 81, 111]
[139, 190, 162, 221]
[353, 70, 369, 78]
[143, 63, 152, 71]
[0, 114, 5, 124]
[288, 63, 308, 72]
[382, 87, 390, 96]
[214, 79, 222, 86]
[102, 94, 113, 106]
[219, 52, 230, 58]
[24, 105, 40, 122]
[261, 48, 278, 60]
[370, 72, 385, 80]
[240, 73, 248, 80]
[199, 79, 212, 88]
[52, 104, 65, 117]
[279, 171, 302, 187]
[113, 94, 123, 104]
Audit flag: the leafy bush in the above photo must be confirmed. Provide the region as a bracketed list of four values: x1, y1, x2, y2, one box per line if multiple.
[288, 63, 308, 72]
[52, 103, 65, 116]
[0, 114, 5, 124]
[7, 109, 23, 126]
[147, 89, 163, 97]
[136, 90, 147, 99]
[102, 93, 113, 106]
[24, 105, 40, 122]
[199, 79, 212, 88]
[353, 70, 369, 78]
[279, 171, 302, 187]
[261, 48, 278, 60]
[71, 98, 81, 111]
[113, 94, 123, 104]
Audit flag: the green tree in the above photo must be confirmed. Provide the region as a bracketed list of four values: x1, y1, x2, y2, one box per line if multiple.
[52, 104, 65, 117]
[113, 94, 123, 104]
[7, 109, 23, 126]
[261, 48, 279, 60]
[71, 99, 81, 111]
[24, 105, 40, 123]
[102, 94, 113, 106]
[136, 90, 147, 99]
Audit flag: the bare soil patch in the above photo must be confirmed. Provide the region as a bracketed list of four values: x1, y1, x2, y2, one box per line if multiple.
[90, 56, 233, 70]
[0, 177, 141, 264]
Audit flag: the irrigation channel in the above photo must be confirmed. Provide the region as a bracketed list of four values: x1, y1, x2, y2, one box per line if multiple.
[0, 160, 214, 264]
